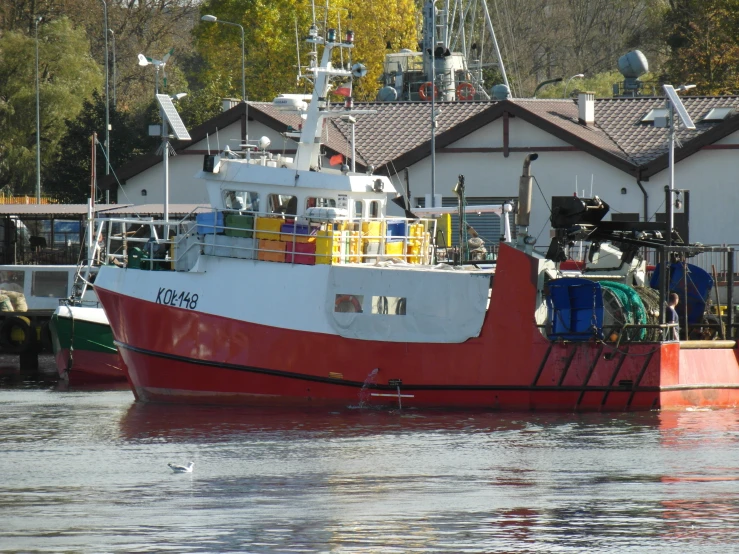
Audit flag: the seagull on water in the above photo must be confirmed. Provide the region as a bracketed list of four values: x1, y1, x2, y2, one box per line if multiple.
[168, 461, 194, 473]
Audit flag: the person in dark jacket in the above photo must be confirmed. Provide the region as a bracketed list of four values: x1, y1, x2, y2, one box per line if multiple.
[667, 292, 680, 341]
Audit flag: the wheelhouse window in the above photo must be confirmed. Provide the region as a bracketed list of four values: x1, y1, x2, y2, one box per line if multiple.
[354, 200, 363, 218]
[268, 194, 298, 216]
[224, 190, 259, 212]
[306, 197, 336, 210]
[369, 200, 380, 219]
[32, 270, 68, 298]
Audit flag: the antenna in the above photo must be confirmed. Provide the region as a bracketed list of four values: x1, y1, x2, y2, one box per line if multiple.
[206, 133, 211, 155]
[216, 127, 220, 151]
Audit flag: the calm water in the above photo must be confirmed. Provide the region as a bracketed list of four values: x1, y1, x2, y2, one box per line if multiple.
[1, 364, 739, 553]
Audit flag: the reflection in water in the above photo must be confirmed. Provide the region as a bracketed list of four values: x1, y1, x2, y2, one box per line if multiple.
[0, 386, 738, 552]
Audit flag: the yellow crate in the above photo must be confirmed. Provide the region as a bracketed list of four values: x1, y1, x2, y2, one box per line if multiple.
[385, 241, 404, 256]
[316, 230, 340, 264]
[255, 216, 283, 240]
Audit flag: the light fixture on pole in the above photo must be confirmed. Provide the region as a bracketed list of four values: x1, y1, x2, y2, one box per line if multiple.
[35, 15, 42, 204]
[109, 28, 116, 108]
[201, 15, 245, 103]
[563, 73, 584, 98]
[532, 77, 563, 98]
[99, 0, 110, 203]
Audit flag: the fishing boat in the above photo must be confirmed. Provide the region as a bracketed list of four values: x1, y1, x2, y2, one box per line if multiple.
[49, 201, 127, 384]
[93, 17, 739, 410]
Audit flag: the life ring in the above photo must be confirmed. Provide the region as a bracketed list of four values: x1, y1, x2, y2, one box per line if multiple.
[335, 294, 362, 313]
[418, 82, 438, 101]
[0, 316, 33, 354]
[456, 82, 475, 101]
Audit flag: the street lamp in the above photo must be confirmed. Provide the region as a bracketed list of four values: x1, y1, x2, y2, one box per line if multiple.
[563, 73, 585, 98]
[201, 15, 245, 103]
[35, 16, 42, 203]
[98, 0, 110, 203]
[532, 77, 562, 98]
[109, 29, 116, 108]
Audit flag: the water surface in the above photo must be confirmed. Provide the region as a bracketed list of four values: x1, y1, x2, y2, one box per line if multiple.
[1, 368, 738, 553]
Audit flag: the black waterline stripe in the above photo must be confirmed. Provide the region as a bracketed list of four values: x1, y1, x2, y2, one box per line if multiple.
[116, 342, 739, 393]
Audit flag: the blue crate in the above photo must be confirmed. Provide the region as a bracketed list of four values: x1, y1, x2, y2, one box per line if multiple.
[386, 220, 407, 238]
[196, 211, 225, 235]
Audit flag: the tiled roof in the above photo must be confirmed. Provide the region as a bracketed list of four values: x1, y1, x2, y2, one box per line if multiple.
[592, 96, 739, 174]
[104, 95, 739, 187]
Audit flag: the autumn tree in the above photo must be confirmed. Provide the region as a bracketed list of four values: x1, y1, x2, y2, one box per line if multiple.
[194, 0, 417, 102]
[664, 0, 739, 94]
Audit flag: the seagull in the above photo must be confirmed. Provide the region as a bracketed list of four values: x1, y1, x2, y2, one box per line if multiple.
[168, 461, 194, 473]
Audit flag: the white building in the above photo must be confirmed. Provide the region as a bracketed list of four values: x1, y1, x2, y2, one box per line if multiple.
[101, 94, 739, 248]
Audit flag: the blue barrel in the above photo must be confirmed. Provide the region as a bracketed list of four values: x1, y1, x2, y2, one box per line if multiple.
[650, 263, 713, 324]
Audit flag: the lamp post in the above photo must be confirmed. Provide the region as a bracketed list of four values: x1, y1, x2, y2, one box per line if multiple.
[99, 0, 110, 203]
[532, 77, 562, 98]
[109, 29, 116, 108]
[201, 15, 245, 103]
[35, 16, 42, 204]
[563, 73, 584, 98]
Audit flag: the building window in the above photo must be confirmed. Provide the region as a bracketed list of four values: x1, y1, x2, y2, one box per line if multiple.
[141, 189, 147, 196]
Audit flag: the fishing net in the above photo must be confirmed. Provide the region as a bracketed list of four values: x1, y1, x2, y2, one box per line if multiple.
[634, 286, 661, 342]
[600, 281, 648, 341]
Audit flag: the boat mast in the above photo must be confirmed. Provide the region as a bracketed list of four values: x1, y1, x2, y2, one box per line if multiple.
[297, 19, 353, 171]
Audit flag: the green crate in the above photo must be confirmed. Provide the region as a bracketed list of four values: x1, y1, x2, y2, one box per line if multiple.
[224, 214, 254, 238]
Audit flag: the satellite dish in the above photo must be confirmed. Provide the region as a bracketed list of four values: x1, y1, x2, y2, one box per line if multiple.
[377, 86, 398, 102]
[351, 63, 367, 78]
[137, 53, 149, 67]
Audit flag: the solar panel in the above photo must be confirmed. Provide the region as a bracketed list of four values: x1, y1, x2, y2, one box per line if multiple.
[663, 85, 696, 130]
[156, 94, 191, 140]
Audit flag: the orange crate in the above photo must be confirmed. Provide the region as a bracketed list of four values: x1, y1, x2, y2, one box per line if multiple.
[257, 239, 286, 262]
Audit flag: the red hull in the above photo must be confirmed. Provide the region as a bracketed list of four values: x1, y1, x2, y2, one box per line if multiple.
[55, 348, 128, 385]
[97, 245, 739, 410]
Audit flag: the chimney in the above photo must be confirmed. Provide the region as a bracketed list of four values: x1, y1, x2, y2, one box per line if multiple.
[577, 92, 595, 125]
[221, 98, 239, 112]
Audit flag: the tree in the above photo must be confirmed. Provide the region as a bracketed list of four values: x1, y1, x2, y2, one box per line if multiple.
[44, 91, 154, 203]
[193, 0, 417, 102]
[0, 17, 102, 195]
[664, 0, 739, 94]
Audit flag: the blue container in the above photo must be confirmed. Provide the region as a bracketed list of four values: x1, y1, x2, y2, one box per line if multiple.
[196, 212, 224, 235]
[280, 223, 310, 236]
[650, 263, 713, 324]
[386, 220, 407, 238]
[547, 278, 604, 340]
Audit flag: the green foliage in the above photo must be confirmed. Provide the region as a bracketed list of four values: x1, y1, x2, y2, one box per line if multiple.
[0, 17, 102, 195]
[44, 91, 154, 203]
[536, 71, 661, 99]
[664, 0, 739, 94]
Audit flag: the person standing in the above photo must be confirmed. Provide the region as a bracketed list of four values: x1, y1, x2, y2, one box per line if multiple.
[666, 292, 680, 341]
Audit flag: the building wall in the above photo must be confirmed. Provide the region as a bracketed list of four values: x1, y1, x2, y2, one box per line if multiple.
[642, 145, 739, 245]
[400, 117, 739, 247]
[116, 118, 298, 206]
